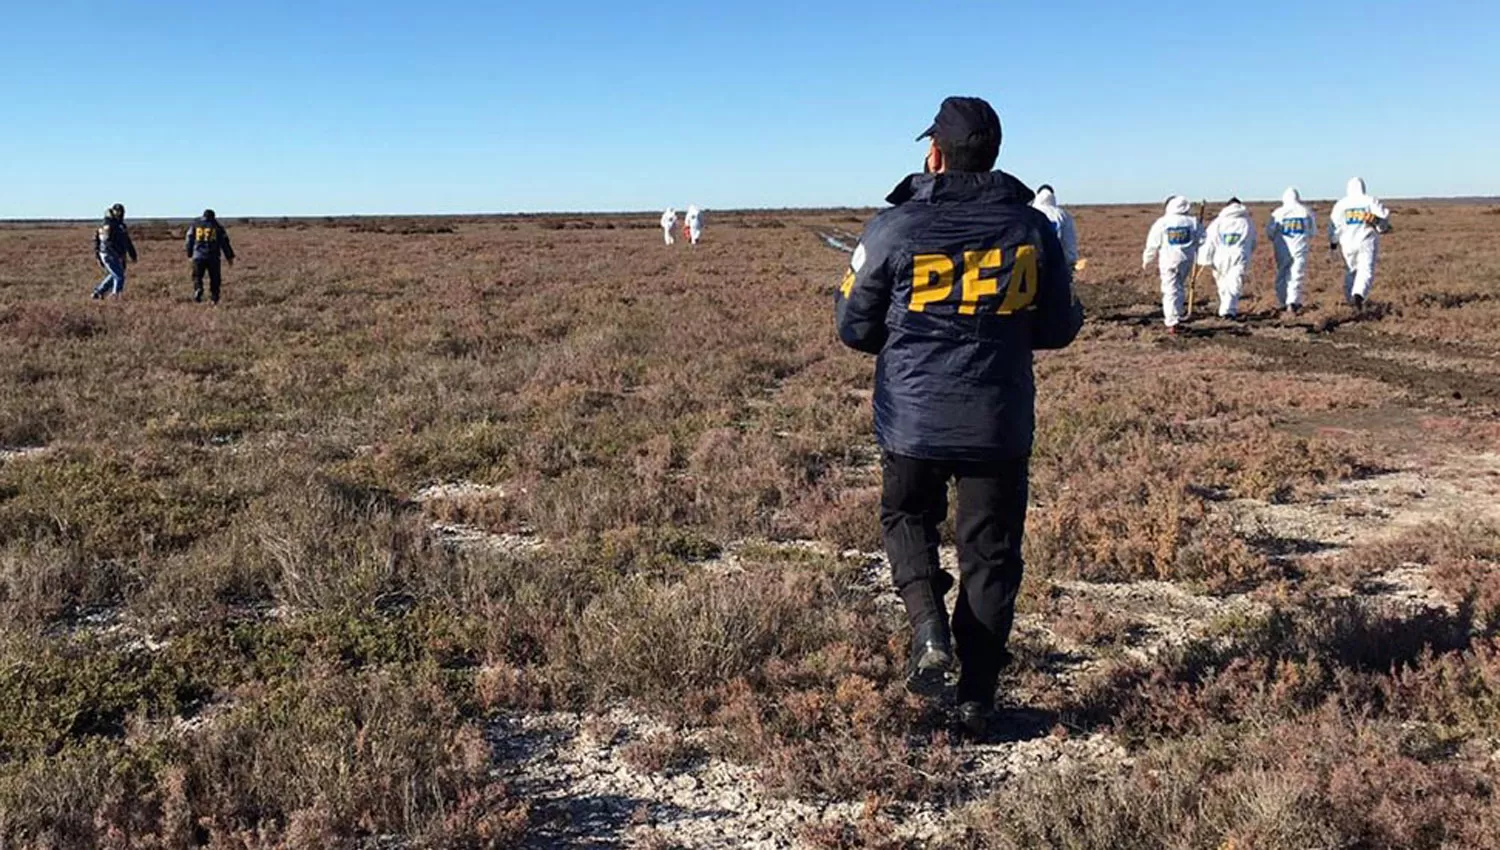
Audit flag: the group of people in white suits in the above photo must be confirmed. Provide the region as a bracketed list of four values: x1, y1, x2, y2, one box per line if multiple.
[661, 206, 704, 246]
[1142, 178, 1392, 331]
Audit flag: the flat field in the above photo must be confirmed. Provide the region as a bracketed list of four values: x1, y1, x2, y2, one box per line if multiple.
[2, 200, 1500, 849]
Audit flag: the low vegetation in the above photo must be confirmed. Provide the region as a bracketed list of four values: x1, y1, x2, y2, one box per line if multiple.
[1, 204, 1498, 847]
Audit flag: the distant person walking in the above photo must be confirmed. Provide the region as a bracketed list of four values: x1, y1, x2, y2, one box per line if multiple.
[185, 209, 236, 305]
[1329, 177, 1392, 311]
[686, 205, 703, 245]
[91, 204, 137, 300]
[1142, 196, 1202, 332]
[661, 208, 678, 245]
[835, 96, 1083, 736]
[1030, 185, 1079, 269]
[1266, 187, 1316, 314]
[1197, 198, 1256, 320]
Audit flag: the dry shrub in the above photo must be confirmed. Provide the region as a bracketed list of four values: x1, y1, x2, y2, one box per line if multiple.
[619, 728, 704, 775]
[567, 564, 851, 709]
[968, 705, 1500, 850]
[1049, 600, 1143, 650]
[0, 538, 125, 629]
[0, 302, 105, 341]
[1338, 518, 1500, 579]
[1070, 596, 1477, 740]
[0, 668, 526, 849]
[252, 474, 438, 615]
[0, 447, 246, 561]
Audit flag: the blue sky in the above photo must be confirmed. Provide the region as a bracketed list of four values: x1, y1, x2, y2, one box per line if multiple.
[1, 0, 1496, 217]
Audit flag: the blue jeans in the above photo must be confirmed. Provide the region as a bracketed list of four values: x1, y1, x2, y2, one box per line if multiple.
[94, 254, 126, 297]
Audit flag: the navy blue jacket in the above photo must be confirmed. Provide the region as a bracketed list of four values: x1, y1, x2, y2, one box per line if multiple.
[94, 218, 137, 264]
[834, 171, 1084, 462]
[186, 218, 235, 263]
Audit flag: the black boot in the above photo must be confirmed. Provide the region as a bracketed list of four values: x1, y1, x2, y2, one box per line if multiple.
[905, 619, 955, 698]
[955, 701, 995, 738]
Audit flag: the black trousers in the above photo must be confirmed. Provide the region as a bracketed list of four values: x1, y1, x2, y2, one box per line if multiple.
[881, 451, 1029, 704]
[192, 258, 222, 303]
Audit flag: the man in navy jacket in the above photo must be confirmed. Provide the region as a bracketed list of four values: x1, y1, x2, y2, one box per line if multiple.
[185, 209, 236, 304]
[835, 96, 1083, 733]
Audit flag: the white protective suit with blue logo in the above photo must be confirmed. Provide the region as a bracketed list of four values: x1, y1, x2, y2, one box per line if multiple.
[1030, 187, 1078, 266]
[1197, 201, 1256, 318]
[1266, 187, 1316, 309]
[1329, 177, 1391, 302]
[686, 205, 703, 245]
[1142, 196, 1202, 327]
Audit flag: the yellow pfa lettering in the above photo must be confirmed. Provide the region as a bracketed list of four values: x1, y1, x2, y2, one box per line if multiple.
[996, 244, 1038, 314]
[958, 248, 1004, 315]
[839, 269, 856, 298]
[909, 254, 955, 312]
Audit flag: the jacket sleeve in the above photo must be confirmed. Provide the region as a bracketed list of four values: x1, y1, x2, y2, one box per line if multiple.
[1060, 211, 1079, 265]
[1265, 214, 1278, 241]
[834, 217, 895, 355]
[1142, 219, 1162, 268]
[124, 226, 138, 262]
[219, 225, 235, 261]
[185, 225, 196, 258]
[1196, 222, 1215, 266]
[1032, 223, 1084, 351]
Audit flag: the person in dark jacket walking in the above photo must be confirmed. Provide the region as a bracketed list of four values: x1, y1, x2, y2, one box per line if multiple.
[834, 96, 1084, 734]
[185, 209, 235, 304]
[92, 203, 138, 299]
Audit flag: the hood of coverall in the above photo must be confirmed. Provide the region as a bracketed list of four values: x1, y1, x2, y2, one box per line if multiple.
[1347, 177, 1367, 198]
[1219, 201, 1251, 220]
[1034, 187, 1058, 209]
[1283, 187, 1302, 206]
[1166, 196, 1192, 215]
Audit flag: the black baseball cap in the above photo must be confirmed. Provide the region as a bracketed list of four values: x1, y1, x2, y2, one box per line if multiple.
[917, 96, 1002, 148]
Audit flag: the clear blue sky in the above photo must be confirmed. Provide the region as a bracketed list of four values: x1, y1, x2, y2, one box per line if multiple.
[2, 0, 1496, 217]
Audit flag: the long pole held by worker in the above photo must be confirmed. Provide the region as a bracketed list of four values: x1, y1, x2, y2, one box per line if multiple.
[1185, 199, 1207, 319]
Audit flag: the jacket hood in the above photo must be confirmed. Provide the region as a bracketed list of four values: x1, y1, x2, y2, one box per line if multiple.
[1282, 187, 1302, 206]
[1219, 202, 1250, 219]
[887, 171, 1035, 207]
[1166, 196, 1192, 215]
[1347, 177, 1367, 197]
[1034, 187, 1058, 208]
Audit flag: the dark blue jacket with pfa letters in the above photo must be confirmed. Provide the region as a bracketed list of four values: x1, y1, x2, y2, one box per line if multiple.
[834, 171, 1084, 462]
[185, 218, 235, 263]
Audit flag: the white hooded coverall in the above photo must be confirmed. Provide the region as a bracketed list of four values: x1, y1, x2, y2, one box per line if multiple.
[1143, 196, 1202, 327]
[1198, 202, 1256, 318]
[1329, 177, 1390, 302]
[1031, 188, 1079, 266]
[661, 209, 678, 245]
[1266, 187, 1315, 309]
[686, 205, 703, 245]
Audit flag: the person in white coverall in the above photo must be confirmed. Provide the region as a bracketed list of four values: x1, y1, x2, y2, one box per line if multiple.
[1266, 187, 1316, 313]
[686, 205, 703, 245]
[1031, 184, 1079, 267]
[1142, 195, 1202, 331]
[1197, 198, 1256, 319]
[661, 208, 678, 246]
[1329, 177, 1391, 310]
